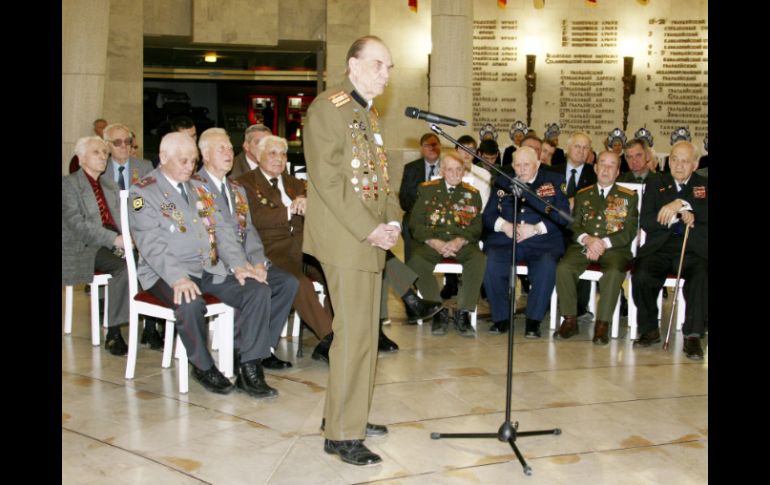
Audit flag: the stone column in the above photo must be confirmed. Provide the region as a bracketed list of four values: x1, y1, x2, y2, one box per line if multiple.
[430, 0, 473, 140]
[325, 0, 371, 89]
[62, 0, 110, 174]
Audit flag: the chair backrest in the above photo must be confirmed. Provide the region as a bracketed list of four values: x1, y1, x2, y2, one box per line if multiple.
[616, 182, 645, 256]
[119, 190, 141, 300]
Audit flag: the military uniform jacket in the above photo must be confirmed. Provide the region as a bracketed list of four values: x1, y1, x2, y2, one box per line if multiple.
[104, 157, 154, 188]
[410, 179, 483, 244]
[62, 170, 121, 285]
[235, 168, 306, 276]
[196, 168, 269, 267]
[482, 170, 570, 253]
[638, 172, 708, 260]
[128, 168, 249, 290]
[303, 78, 401, 273]
[570, 183, 639, 255]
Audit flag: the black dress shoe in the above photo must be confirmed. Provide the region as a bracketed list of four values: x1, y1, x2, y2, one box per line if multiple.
[312, 333, 333, 363]
[321, 419, 389, 437]
[236, 360, 278, 399]
[524, 318, 542, 339]
[105, 331, 128, 356]
[440, 284, 458, 300]
[683, 336, 704, 360]
[432, 308, 450, 336]
[324, 439, 382, 466]
[378, 327, 399, 353]
[488, 320, 510, 334]
[402, 289, 443, 323]
[141, 323, 164, 350]
[633, 329, 661, 347]
[262, 353, 292, 370]
[454, 309, 475, 337]
[191, 365, 234, 394]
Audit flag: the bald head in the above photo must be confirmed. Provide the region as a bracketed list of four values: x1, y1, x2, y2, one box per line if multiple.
[513, 146, 540, 181]
[159, 132, 198, 182]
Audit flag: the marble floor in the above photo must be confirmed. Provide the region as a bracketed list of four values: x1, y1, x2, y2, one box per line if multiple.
[62, 282, 707, 484]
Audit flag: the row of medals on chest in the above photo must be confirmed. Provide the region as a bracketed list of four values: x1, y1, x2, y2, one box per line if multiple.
[349, 115, 388, 199]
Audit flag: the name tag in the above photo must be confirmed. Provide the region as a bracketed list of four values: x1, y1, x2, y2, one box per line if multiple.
[373, 133, 384, 146]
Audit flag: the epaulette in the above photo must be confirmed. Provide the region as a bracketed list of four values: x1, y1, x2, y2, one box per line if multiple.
[576, 185, 593, 195]
[420, 179, 441, 187]
[135, 176, 156, 188]
[461, 182, 479, 193]
[190, 174, 205, 182]
[616, 185, 635, 196]
[328, 90, 351, 108]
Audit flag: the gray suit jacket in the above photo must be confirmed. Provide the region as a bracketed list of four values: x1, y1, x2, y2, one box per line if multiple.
[104, 157, 154, 189]
[196, 168, 269, 267]
[128, 168, 249, 289]
[61, 170, 121, 285]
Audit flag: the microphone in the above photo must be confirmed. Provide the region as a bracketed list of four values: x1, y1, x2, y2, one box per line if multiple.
[404, 107, 467, 127]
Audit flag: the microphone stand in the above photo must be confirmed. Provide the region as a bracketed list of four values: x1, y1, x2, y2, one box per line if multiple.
[427, 124, 572, 476]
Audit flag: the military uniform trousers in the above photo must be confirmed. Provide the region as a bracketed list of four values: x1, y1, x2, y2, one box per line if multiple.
[555, 245, 630, 322]
[321, 263, 382, 441]
[94, 247, 130, 327]
[146, 267, 298, 371]
[484, 244, 561, 323]
[408, 243, 486, 311]
[632, 236, 707, 336]
[380, 252, 419, 319]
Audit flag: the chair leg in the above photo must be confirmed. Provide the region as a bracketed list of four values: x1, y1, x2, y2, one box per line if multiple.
[657, 290, 663, 322]
[611, 293, 620, 339]
[416, 290, 423, 325]
[102, 284, 109, 329]
[125, 309, 140, 379]
[470, 306, 477, 330]
[281, 315, 290, 338]
[90, 283, 101, 346]
[297, 319, 304, 358]
[588, 281, 597, 316]
[162, 319, 175, 368]
[549, 289, 558, 331]
[676, 290, 686, 331]
[218, 311, 234, 378]
[628, 281, 638, 340]
[64, 285, 73, 334]
[176, 334, 189, 394]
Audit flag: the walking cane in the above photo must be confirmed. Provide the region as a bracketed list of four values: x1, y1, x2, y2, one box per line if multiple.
[662, 224, 690, 351]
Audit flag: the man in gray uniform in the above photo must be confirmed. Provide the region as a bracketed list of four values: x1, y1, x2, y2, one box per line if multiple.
[129, 132, 298, 398]
[195, 127, 298, 370]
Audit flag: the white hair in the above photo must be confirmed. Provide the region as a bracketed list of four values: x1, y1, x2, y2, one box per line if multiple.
[74, 136, 107, 157]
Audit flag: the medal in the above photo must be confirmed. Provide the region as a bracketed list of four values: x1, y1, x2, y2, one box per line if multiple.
[351, 158, 361, 169]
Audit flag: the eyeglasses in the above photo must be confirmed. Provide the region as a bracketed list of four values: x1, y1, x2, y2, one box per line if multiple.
[108, 138, 133, 148]
[421, 142, 440, 148]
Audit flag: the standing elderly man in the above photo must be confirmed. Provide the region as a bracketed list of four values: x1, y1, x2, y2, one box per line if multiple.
[230, 124, 272, 179]
[196, 128, 299, 370]
[407, 152, 485, 337]
[304, 35, 401, 466]
[235, 134, 335, 362]
[632, 141, 708, 360]
[62, 136, 130, 355]
[554, 151, 638, 345]
[129, 132, 298, 398]
[482, 147, 570, 337]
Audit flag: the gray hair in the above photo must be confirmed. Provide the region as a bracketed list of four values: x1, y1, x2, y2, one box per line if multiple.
[256, 135, 288, 157]
[566, 131, 592, 149]
[671, 140, 699, 161]
[244, 124, 272, 143]
[102, 123, 132, 141]
[198, 127, 229, 154]
[74, 136, 107, 157]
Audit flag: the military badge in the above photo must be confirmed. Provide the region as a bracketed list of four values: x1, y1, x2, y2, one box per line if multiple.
[537, 183, 556, 198]
[132, 197, 144, 211]
[693, 186, 706, 198]
[560, 182, 568, 195]
[351, 158, 361, 169]
[497, 189, 506, 198]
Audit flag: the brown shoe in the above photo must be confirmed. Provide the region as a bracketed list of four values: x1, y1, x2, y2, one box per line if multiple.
[555, 316, 578, 339]
[683, 336, 704, 360]
[633, 329, 661, 347]
[592, 320, 609, 345]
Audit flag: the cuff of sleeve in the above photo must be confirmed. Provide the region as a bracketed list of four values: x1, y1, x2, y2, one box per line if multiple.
[577, 233, 588, 245]
[388, 221, 401, 230]
[678, 200, 693, 212]
[536, 221, 547, 235]
[602, 237, 612, 248]
[494, 217, 507, 232]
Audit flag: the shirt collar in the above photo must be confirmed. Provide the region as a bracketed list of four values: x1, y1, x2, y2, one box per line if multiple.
[597, 182, 614, 196]
[204, 169, 225, 188]
[350, 89, 372, 110]
[445, 181, 459, 191]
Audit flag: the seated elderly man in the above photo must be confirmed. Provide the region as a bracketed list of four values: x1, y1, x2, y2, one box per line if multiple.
[196, 128, 300, 370]
[129, 132, 298, 399]
[554, 151, 638, 345]
[632, 140, 708, 360]
[62, 136, 131, 355]
[407, 152, 485, 337]
[482, 147, 570, 337]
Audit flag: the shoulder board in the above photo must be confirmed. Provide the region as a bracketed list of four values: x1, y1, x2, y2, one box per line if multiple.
[135, 176, 156, 188]
[327, 90, 351, 108]
[461, 182, 479, 193]
[420, 179, 441, 187]
[616, 185, 635, 196]
[190, 174, 205, 182]
[576, 185, 593, 195]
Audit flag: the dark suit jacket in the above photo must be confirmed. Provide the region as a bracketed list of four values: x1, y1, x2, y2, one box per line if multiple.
[235, 168, 307, 277]
[399, 158, 430, 214]
[228, 151, 256, 179]
[551, 162, 597, 195]
[638, 172, 708, 260]
[501, 145, 516, 168]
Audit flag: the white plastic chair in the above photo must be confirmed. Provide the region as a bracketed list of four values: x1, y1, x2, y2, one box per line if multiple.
[281, 280, 325, 338]
[119, 190, 235, 394]
[63, 272, 112, 346]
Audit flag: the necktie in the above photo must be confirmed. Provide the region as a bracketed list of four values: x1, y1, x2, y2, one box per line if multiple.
[427, 164, 435, 180]
[673, 184, 685, 235]
[635, 176, 643, 184]
[221, 182, 231, 213]
[600, 188, 605, 198]
[567, 168, 577, 197]
[448, 186, 455, 194]
[118, 166, 126, 190]
[177, 182, 189, 205]
[270, 177, 279, 189]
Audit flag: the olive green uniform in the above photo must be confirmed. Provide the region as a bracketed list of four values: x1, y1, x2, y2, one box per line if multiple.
[555, 184, 638, 321]
[303, 78, 400, 441]
[407, 179, 485, 311]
